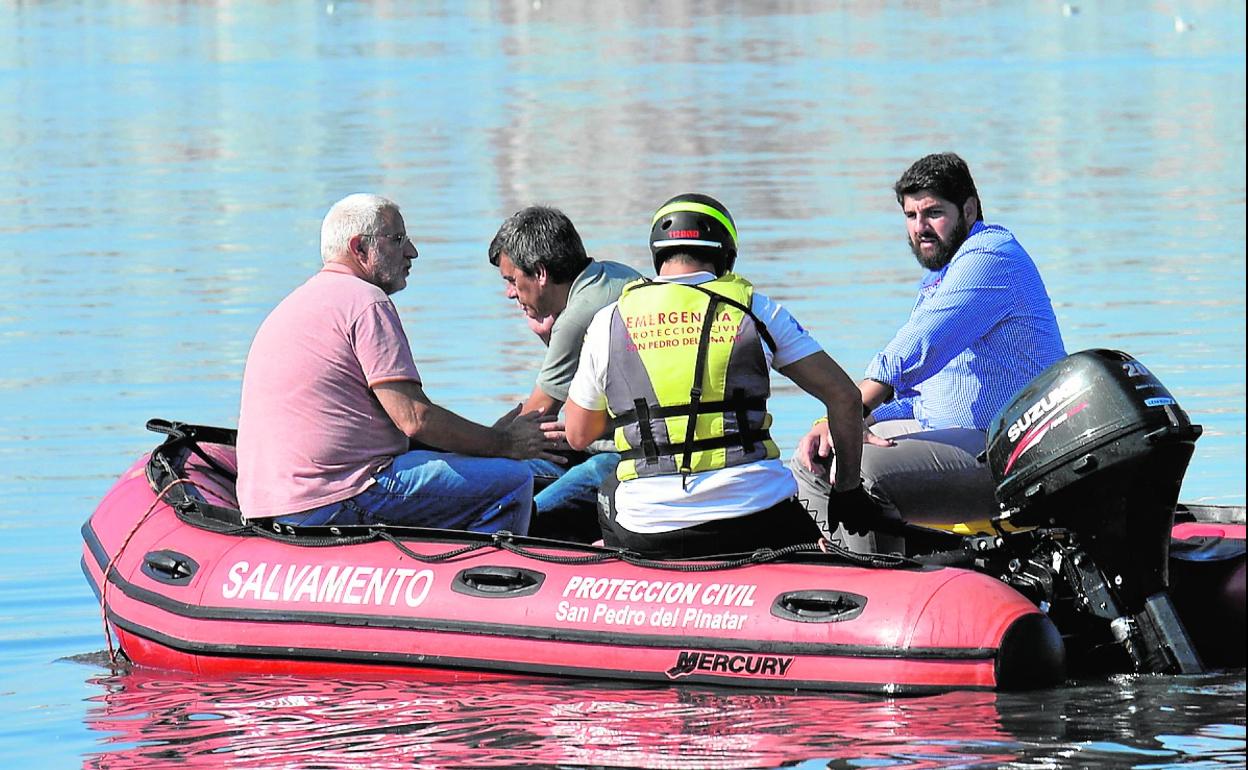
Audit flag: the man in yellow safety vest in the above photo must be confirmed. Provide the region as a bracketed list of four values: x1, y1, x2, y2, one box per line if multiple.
[563, 193, 867, 558]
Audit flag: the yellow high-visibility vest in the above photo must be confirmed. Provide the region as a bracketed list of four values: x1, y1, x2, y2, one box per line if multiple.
[605, 274, 778, 482]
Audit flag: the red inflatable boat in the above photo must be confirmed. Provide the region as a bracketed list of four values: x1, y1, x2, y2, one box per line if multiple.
[82, 351, 1248, 691]
[83, 422, 1070, 693]
[82, 416, 1245, 693]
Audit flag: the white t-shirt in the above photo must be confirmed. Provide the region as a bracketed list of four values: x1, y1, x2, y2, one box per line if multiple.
[567, 272, 822, 533]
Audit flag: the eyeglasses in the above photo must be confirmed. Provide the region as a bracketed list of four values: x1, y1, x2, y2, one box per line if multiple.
[362, 231, 416, 253]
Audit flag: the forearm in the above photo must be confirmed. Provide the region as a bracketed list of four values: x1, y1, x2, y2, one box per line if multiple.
[564, 400, 609, 450]
[858, 378, 894, 426]
[780, 352, 864, 490]
[375, 380, 507, 457]
[521, 384, 563, 418]
[821, 381, 865, 490]
[407, 402, 508, 457]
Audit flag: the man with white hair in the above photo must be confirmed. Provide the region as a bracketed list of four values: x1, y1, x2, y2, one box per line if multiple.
[237, 193, 558, 532]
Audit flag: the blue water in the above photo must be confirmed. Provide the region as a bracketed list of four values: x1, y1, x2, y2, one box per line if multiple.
[0, 1, 1244, 767]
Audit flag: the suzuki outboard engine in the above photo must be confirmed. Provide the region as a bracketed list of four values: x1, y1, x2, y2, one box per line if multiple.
[985, 349, 1204, 674]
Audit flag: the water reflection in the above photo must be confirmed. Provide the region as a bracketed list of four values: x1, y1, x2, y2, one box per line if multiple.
[84, 669, 1020, 769]
[81, 667, 1246, 769]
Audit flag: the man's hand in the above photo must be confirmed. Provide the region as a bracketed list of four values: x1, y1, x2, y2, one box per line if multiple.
[491, 403, 523, 430]
[864, 427, 896, 448]
[795, 420, 897, 476]
[537, 416, 574, 453]
[493, 405, 566, 463]
[795, 421, 834, 474]
[830, 485, 880, 537]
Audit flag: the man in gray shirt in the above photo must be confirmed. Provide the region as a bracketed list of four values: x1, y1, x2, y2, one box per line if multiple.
[489, 206, 641, 540]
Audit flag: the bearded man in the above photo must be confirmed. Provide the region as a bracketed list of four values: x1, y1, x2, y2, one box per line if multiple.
[790, 153, 1066, 552]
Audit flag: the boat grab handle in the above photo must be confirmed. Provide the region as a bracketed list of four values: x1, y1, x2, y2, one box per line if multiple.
[451, 566, 545, 598]
[141, 550, 199, 585]
[772, 590, 866, 623]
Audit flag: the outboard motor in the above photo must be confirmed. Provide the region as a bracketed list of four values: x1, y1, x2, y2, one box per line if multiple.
[984, 349, 1204, 674]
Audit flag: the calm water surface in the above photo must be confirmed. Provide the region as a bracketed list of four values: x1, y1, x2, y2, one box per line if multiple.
[0, 2, 1244, 768]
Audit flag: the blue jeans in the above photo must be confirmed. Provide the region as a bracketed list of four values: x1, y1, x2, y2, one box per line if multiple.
[529, 452, 620, 516]
[279, 450, 533, 534]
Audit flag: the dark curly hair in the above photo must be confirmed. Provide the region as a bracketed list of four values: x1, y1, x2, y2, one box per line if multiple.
[894, 153, 984, 221]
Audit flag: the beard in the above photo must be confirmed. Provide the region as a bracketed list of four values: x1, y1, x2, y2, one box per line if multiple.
[372, 258, 410, 295]
[909, 214, 969, 271]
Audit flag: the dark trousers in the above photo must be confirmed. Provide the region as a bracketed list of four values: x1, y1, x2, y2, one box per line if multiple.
[598, 488, 823, 559]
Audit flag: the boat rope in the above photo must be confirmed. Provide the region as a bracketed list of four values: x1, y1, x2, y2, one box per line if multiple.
[250, 522, 919, 571]
[383, 530, 917, 572]
[100, 478, 192, 665]
[814, 538, 916, 568]
[147, 427, 923, 571]
[379, 531, 526, 563]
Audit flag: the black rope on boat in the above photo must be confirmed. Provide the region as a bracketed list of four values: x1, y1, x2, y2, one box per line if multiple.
[488, 530, 802, 571]
[260, 524, 907, 572]
[197, 513, 920, 570]
[251, 525, 385, 548]
[153, 454, 919, 571]
[178, 497, 923, 574]
[814, 538, 917, 569]
[494, 539, 624, 566]
[376, 530, 922, 572]
[492, 533, 919, 572]
[141, 421, 923, 587]
[377, 531, 506, 563]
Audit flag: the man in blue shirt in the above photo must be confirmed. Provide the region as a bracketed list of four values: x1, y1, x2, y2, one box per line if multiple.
[790, 153, 1066, 552]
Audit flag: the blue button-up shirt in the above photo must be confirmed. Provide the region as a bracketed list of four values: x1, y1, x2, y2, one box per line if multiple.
[865, 221, 1066, 431]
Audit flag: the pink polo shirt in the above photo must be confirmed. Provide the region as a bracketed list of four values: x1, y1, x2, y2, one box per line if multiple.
[236, 263, 421, 519]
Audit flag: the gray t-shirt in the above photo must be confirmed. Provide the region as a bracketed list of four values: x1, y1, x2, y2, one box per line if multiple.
[537, 259, 642, 402]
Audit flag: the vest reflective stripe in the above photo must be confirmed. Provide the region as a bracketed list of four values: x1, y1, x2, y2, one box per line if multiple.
[605, 274, 778, 481]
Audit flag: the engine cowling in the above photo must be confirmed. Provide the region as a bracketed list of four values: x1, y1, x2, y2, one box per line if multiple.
[986, 349, 1202, 608]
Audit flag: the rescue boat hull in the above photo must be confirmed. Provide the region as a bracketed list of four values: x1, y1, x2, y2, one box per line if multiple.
[81, 447, 1064, 693]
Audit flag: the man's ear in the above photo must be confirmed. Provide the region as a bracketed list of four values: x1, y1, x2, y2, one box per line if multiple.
[963, 196, 980, 223]
[535, 263, 549, 286]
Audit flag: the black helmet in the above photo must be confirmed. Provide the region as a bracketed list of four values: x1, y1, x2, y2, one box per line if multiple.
[649, 193, 738, 275]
